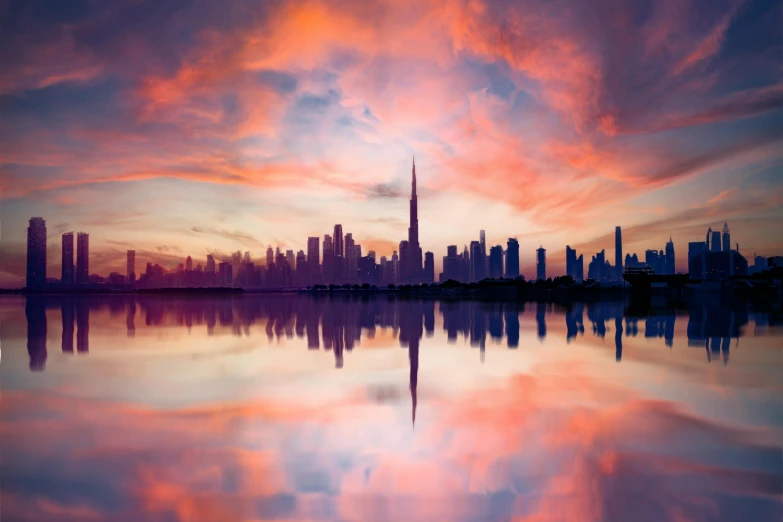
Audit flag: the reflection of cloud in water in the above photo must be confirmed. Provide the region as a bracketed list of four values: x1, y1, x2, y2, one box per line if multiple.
[2, 358, 780, 522]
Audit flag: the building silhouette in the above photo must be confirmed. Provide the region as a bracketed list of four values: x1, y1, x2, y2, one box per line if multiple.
[423, 251, 434, 283]
[689, 223, 747, 280]
[566, 246, 584, 282]
[470, 241, 483, 282]
[536, 247, 546, 281]
[489, 245, 503, 279]
[665, 237, 675, 274]
[307, 236, 320, 283]
[401, 157, 423, 283]
[126, 250, 136, 285]
[26, 217, 47, 289]
[76, 232, 89, 283]
[711, 230, 721, 253]
[615, 226, 622, 280]
[722, 222, 730, 252]
[505, 238, 519, 279]
[61, 232, 74, 284]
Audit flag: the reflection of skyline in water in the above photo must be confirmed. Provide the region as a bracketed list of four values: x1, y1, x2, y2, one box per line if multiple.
[20, 296, 782, 375]
[6, 295, 783, 522]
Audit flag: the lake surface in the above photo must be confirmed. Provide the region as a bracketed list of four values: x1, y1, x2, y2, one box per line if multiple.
[1, 294, 782, 522]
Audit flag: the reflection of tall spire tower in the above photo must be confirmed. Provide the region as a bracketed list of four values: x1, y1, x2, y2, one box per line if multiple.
[410, 335, 419, 427]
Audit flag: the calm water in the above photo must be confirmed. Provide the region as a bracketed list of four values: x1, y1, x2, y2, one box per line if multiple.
[1, 294, 782, 522]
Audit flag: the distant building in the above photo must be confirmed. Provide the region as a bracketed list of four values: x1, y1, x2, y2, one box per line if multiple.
[345, 233, 356, 282]
[588, 249, 609, 282]
[665, 237, 675, 274]
[536, 247, 546, 281]
[615, 226, 622, 280]
[442, 245, 461, 282]
[76, 232, 89, 284]
[307, 236, 320, 283]
[704, 250, 748, 280]
[722, 222, 730, 252]
[566, 246, 584, 282]
[218, 262, 233, 286]
[26, 217, 47, 289]
[489, 245, 503, 279]
[126, 250, 136, 284]
[358, 255, 378, 285]
[470, 241, 483, 282]
[333, 224, 343, 257]
[711, 230, 721, 253]
[206, 254, 216, 273]
[505, 238, 520, 279]
[61, 232, 74, 284]
[423, 251, 435, 283]
[645, 249, 666, 274]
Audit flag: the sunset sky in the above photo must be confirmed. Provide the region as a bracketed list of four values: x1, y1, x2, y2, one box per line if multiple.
[1, 0, 782, 286]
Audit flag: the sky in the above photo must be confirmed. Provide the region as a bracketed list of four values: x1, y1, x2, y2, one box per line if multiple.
[1, 0, 782, 286]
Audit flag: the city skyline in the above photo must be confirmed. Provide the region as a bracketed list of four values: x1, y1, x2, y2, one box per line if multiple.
[21, 198, 775, 289]
[2, 0, 782, 287]
[11, 154, 780, 289]
[8, 156, 781, 288]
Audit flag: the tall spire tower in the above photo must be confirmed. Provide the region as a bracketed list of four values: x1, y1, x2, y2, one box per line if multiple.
[409, 157, 418, 247]
[401, 156, 423, 283]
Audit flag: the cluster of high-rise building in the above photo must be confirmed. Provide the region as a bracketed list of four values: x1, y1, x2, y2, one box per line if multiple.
[565, 227, 678, 284]
[438, 235, 523, 283]
[687, 223, 751, 280]
[21, 159, 777, 290]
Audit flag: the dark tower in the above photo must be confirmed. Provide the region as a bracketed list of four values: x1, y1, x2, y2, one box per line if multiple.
[722, 222, 730, 252]
[76, 232, 89, 283]
[62, 232, 74, 284]
[26, 217, 47, 289]
[406, 157, 423, 282]
[665, 237, 675, 275]
[506, 238, 520, 279]
[615, 226, 622, 280]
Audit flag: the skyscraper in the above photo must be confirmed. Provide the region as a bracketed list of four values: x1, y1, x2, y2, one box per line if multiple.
[665, 237, 675, 275]
[266, 246, 274, 267]
[345, 232, 356, 281]
[536, 247, 546, 281]
[206, 254, 216, 273]
[722, 222, 730, 252]
[688, 241, 706, 279]
[615, 226, 622, 280]
[186, 256, 193, 271]
[424, 251, 435, 283]
[711, 230, 721, 252]
[470, 241, 483, 282]
[26, 217, 47, 289]
[61, 232, 74, 284]
[333, 224, 344, 257]
[307, 236, 320, 282]
[76, 232, 89, 284]
[566, 245, 583, 282]
[323, 234, 334, 282]
[505, 238, 519, 279]
[489, 245, 503, 278]
[126, 250, 136, 284]
[403, 157, 423, 283]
